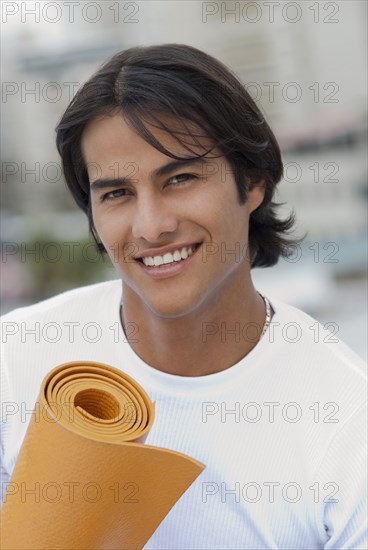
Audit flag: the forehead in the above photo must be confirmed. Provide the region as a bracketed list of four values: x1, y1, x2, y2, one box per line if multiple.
[81, 112, 215, 168]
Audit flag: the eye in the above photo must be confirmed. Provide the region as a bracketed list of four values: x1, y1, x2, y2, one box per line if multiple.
[167, 173, 197, 186]
[100, 189, 130, 203]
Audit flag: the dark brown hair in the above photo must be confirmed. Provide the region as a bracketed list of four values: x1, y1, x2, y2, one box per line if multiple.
[56, 43, 299, 267]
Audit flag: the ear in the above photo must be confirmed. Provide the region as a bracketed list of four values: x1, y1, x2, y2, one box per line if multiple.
[245, 176, 266, 214]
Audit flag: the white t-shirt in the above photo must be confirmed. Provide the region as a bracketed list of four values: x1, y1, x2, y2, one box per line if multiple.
[1, 279, 367, 549]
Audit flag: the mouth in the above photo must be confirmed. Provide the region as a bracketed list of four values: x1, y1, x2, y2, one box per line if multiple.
[135, 242, 202, 268]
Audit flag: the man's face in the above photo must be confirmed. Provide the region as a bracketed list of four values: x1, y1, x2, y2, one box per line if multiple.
[81, 113, 264, 318]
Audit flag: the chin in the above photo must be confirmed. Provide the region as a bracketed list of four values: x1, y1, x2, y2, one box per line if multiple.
[144, 294, 205, 320]
[122, 278, 210, 319]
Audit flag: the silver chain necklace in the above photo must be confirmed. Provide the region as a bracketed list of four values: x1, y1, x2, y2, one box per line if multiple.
[258, 291, 272, 338]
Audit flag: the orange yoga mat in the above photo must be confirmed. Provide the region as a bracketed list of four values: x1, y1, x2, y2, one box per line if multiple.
[0, 361, 205, 549]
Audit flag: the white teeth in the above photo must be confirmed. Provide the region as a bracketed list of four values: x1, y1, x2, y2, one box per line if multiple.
[173, 250, 181, 261]
[141, 245, 196, 267]
[163, 252, 174, 264]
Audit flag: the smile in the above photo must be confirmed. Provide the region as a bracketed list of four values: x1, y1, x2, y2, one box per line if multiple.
[136, 243, 202, 279]
[139, 244, 198, 267]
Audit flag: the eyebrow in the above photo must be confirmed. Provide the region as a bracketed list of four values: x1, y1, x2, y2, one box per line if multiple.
[90, 158, 208, 192]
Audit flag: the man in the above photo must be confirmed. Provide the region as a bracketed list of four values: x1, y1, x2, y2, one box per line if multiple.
[1, 44, 367, 548]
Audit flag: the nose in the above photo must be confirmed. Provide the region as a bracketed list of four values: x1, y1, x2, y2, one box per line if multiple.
[131, 192, 179, 242]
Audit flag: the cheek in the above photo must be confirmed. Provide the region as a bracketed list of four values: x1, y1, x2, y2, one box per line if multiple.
[91, 200, 124, 233]
[90, 207, 125, 258]
[209, 189, 249, 234]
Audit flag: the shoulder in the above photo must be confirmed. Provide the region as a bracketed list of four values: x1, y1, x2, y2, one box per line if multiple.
[1, 279, 122, 324]
[268, 295, 366, 374]
[0, 279, 123, 417]
[266, 295, 367, 416]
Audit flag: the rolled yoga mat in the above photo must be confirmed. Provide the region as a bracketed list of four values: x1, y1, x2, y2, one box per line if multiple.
[0, 361, 205, 549]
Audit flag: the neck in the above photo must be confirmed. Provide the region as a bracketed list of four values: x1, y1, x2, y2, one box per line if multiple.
[120, 276, 268, 377]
